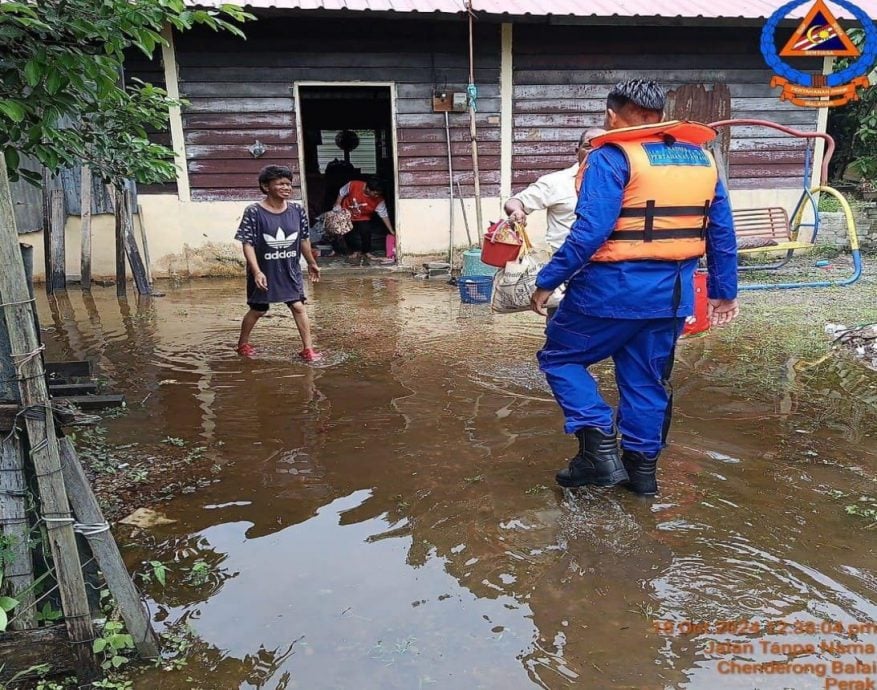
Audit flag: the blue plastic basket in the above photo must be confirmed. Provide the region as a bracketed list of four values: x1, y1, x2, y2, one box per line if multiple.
[462, 248, 497, 277]
[458, 275, 493, 304]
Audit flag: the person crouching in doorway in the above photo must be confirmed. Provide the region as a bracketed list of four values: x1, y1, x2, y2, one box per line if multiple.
[334, 176, 395, 265]
[235, 165, 322, 363]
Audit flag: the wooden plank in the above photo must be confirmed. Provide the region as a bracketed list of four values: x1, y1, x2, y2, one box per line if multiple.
[513, 69, 773, 86]
[45, 361, 92, 378]
[514, 53, 772, 70]
[0, 162, 98, 680]
[118, 186, 150, 296]
[80, 165, 92, 291]
[189, 158, 301, 175]
[182, 81, 297, 98]
[398, 142, 501, 157]
[49, 382, 99, 396]
[396, 113, 500, 129]
[0, 625, 75, 680]
[48, 189, 66, 293]
[178, 51, 499, 69]
[397, 83, 500, 100]
[399, 170, 501, 186]
[60, 395, 125, 410]
[514, 84, 790, 100]
[513, 113, 609, 128]
[184, 97, 295, 114]
[398, 155, 501, 173]
[729, 163, 806, 178]
[179, 66, 495, 83]
[183, 112, 296, 130]
[397, 127, 501, 144]
[185, 128, 296, 146]
[729, 177, 802, 189]
[0, 433, 36, 630]
[399, 184, 501, 200]
[59, 439, 159, 659]
[190, 173, 272, 189]
[186, 144, 298, 160]
[396, 97, 501, 115]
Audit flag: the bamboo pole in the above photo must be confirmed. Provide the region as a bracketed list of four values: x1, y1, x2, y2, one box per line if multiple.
[0, 161, 98, 680]
[466, 0, 484, 245]
[80, 165, 92, 291]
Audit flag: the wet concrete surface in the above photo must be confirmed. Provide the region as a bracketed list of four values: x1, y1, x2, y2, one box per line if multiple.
[37, 275, 877, 689]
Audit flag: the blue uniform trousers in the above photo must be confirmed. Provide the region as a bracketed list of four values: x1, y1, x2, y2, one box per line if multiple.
[538, 306, 684, 456]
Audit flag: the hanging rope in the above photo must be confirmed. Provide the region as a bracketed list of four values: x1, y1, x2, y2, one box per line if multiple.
[467, 83, 478, 112]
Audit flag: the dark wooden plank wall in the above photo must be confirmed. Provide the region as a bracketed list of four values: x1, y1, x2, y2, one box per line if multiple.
[174, 18, 501, 201]
[512, 25, 821, 191]
[125, 52, 178, 196]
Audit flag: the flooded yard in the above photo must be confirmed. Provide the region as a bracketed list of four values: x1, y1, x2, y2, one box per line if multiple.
[37, 272, 877, 690]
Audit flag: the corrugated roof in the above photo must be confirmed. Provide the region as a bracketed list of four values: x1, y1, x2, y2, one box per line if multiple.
[196, 0, 877, 20]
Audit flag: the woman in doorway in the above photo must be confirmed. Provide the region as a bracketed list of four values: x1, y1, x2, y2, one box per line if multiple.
[334, 176, 395, 264]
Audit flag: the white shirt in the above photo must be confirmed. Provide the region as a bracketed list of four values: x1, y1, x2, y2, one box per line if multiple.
[511, 163, 579, 251]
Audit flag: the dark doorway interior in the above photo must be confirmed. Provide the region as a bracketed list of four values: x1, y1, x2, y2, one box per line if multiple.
[298, 85, 395, 256]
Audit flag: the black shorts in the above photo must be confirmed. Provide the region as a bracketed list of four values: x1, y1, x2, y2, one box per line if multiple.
[247, 300, 304, 313]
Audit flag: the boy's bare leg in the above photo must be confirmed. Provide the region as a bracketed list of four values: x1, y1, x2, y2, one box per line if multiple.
[237, 309, 263, 348]
[289, 301, 314, 350]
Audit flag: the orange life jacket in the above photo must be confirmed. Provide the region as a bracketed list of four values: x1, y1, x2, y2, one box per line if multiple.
[341, 180, 383, 223]
[588, 121, 719, 263]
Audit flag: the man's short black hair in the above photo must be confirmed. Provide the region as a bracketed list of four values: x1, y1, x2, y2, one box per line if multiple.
[364, 175, 385, 195]
[606, 80, 665, 116]
[258, 165, 293, 192]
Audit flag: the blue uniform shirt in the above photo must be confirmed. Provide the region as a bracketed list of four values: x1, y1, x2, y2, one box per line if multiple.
[535, 145, 738, 319]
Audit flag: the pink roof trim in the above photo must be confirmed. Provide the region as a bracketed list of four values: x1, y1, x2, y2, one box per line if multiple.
[195, 0, 877, 20]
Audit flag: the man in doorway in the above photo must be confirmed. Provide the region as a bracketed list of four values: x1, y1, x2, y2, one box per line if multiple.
[503, 127, 606, 253]
[530, 79, 739, 497]
[334, 176, 395, 264]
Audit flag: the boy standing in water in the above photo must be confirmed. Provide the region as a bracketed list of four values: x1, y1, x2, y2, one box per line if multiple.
[235, 165, 322, 362]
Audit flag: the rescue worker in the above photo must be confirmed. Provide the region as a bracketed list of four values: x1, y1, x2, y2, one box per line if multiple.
[530, 80, 740, 496]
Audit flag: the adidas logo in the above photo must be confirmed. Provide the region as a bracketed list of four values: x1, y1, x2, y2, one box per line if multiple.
[263, 227, 298, 249]
[264, 249, 299, 260]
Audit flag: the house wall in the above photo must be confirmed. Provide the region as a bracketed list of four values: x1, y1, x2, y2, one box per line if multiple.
[22, 16, 834, 280]
[511, 25, 821, 193]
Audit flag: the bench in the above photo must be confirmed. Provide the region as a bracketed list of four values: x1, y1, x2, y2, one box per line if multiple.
[732, 207, 813, 253]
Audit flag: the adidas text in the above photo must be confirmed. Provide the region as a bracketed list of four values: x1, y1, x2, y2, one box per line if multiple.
[264, 250, 299, 260]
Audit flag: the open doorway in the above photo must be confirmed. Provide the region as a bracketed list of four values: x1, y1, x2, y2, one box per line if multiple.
[297, 85, 396, 261]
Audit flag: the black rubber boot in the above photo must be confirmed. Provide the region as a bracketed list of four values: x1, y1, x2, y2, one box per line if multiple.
[621, 450, 659, 496]
[555, 428, 629, 488]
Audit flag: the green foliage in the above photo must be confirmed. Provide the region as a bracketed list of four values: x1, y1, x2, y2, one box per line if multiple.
[0, 0, 252, 184]
[829, 29, 877, 187]
[185, 559, 211, 587]
[93, 620, 135, 672]
[35, 601, 63, 624]
[845, 495, 877, 527]
[139, 560, 169, 588]
[0, 572, 19, 632]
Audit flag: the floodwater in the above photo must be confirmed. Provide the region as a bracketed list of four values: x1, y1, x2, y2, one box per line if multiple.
[37, 275, 877, 690]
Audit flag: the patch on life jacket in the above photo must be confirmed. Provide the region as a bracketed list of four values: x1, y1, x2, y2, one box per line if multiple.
[641, 142, 711, 168]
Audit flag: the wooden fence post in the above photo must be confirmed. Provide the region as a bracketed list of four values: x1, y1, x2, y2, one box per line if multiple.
[0, 161, 98, 679]
[59, 438, 160, 659]
[0, 433, 36, 630]
[119, 188, 151, 296]
[80, 166, 92, 291]
[49, 189, 66, 293]
[113, 187, 126, 297]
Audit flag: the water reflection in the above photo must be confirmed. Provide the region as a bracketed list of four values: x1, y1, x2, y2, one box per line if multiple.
[33, 277, 877, 690]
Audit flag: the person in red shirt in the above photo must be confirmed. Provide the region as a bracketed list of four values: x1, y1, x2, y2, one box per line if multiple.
[334, 176, 395, 264]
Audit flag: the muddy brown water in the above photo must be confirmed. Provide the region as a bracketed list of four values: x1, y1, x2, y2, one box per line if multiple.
[37, 276, 877, 690]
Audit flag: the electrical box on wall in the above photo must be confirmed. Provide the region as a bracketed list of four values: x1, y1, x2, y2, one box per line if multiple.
[432, 90, 468, 113]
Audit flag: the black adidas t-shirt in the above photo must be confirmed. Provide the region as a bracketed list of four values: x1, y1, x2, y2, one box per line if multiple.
[235, 202, 310, 304]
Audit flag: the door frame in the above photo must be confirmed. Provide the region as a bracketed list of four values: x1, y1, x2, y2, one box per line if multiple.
[293, 81, 402, 259]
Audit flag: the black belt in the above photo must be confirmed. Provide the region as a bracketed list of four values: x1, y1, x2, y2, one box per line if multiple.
[607, 227, 706, 241]
[617, 199, 711, 242]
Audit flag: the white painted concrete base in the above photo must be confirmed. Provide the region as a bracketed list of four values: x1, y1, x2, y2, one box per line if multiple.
[21, 189, 811, 281]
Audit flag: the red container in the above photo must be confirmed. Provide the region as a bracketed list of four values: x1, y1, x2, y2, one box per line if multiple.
[481, 220, 523, 268]
[385, 234, 396, 260]
[683, 271, 710, 337]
